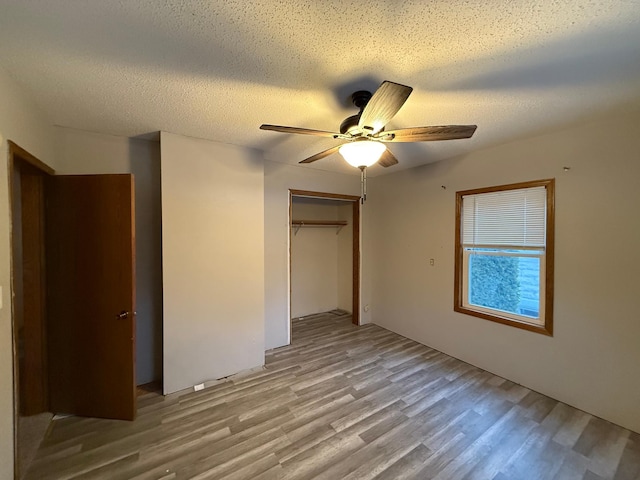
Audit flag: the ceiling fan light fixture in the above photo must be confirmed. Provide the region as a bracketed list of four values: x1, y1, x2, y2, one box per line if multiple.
[260, 81, 476, 169]
[339, 141, 386, 168]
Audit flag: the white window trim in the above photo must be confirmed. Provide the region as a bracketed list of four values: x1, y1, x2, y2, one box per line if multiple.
[461, 247, 546, 326]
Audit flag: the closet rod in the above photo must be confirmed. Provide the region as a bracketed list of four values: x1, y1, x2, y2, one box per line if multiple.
[291, 220, 347, 235]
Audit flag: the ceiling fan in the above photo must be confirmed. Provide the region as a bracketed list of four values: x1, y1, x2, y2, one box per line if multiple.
[260, 80, 477, 169]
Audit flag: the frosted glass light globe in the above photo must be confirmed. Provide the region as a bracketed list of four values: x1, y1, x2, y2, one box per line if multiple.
[339, 141, 386, 168]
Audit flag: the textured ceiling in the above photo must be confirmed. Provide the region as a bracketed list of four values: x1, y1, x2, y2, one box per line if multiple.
[0, 1, 639, 176]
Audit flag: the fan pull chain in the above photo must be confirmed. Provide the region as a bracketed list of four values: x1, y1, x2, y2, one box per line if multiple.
[359, 166, 367, 204]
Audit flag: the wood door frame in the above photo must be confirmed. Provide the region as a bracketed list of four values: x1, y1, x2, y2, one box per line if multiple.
[289, 189, 361, 330]
[8, 141, 54, 479]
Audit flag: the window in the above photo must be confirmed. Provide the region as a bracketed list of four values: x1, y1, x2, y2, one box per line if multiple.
[454, 179, 555, 335]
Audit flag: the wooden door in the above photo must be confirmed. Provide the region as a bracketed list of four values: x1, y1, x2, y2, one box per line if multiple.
[46, 174, 136, 420]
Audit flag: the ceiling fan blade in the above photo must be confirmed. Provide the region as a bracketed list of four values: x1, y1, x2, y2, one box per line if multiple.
[260, 124, 345, 138]
[299, 145, 342, 164]
[378, 148, 399, 168]
[379, 125, 477, 142]
[358, 81, 413, 135]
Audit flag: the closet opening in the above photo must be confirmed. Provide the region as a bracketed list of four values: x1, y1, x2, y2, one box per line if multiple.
[288, 190, 361, 340]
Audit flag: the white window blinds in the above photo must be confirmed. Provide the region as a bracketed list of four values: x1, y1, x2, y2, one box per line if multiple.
[462, 186, 546, 247]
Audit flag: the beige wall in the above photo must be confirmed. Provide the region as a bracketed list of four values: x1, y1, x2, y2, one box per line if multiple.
[369, 105, 640, 433]
[263, 161, 366, 350]
[0, 67, 55, 479]
[53, 127, 162, 384]
[161, 132, 265, 394]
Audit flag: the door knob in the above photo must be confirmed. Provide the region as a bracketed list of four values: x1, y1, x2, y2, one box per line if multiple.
[116, 310, 130, 320]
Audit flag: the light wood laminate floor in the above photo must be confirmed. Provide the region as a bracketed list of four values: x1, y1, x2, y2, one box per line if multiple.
[24, 312, 640, 479]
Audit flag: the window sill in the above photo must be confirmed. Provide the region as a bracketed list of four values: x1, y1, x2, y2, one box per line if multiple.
[454, 305, 553, 336]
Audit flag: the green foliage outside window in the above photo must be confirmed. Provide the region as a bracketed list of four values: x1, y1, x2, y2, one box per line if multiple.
[469, 255, 520, 313]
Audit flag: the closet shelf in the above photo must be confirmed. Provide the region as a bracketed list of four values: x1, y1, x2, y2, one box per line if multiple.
[291, 220, 348, 235]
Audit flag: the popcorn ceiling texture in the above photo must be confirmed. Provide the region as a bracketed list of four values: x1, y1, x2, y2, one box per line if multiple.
[0, 0, 638, 175]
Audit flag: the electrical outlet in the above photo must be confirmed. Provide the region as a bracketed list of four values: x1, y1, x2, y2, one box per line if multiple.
[429, 259, 435, 266]
[364, 304, 370, 312]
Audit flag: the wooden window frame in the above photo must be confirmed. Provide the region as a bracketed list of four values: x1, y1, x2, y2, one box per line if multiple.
[454, 179, 555, 336]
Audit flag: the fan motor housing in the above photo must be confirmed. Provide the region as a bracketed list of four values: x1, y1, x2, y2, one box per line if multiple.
[339, 114, 360, 135]
[339, 90, 374, 135]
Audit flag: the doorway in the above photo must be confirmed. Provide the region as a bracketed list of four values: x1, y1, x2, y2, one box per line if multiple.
[289, 189, 361, 339]
[9, 141, 54, 478]
[9, 142, 138, 478]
